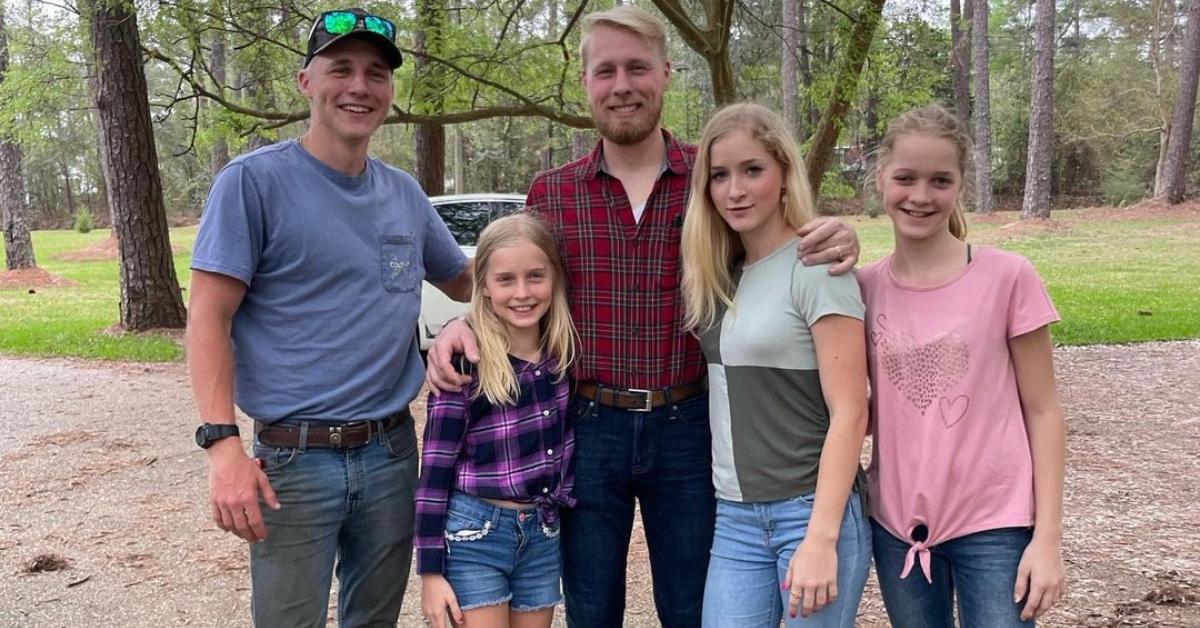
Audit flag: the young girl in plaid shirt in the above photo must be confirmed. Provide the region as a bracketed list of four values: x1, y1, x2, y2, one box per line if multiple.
[417, 214, 578, 628]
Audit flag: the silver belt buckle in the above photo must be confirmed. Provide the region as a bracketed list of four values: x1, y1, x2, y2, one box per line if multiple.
[328, 426, 344, 447]
[627, 388, 654, 412]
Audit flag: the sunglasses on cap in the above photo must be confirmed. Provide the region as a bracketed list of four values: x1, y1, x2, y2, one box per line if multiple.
[310, 9, 396, 41]
[305, 9, 403, 69]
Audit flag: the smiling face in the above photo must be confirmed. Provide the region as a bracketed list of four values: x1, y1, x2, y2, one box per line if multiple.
[878, 132, 964, 243]
[581, 25, 670, 146]
[707, 128, 788, 241]
[298, 38, 394, 149]
[481, 239, 554, 340]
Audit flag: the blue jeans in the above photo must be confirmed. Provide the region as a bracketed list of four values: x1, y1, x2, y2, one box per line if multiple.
[442, 492, 563, 611]
[702, 492, 871, 627]
[561, 393, 716, 628]
[249, 419, 418, 628]
[871, 519, 1035, 628]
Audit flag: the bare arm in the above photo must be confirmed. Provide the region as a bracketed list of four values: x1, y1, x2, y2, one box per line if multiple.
[785, 314, 869, 618]
[424, 318, 479, 395]
[187, 270, 279, 542]
[796, 218, 861, 275]
[1009, 326, 1066, 620]
[431, 258, 474, 303]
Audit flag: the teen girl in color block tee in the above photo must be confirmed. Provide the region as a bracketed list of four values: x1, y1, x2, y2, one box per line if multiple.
[858, 105, 1067, 627]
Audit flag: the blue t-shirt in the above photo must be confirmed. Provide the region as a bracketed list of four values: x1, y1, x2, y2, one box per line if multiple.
[191, 140, 468, 423]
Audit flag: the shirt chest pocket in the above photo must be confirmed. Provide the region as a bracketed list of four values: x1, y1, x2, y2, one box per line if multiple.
[381, 234, 420, 293]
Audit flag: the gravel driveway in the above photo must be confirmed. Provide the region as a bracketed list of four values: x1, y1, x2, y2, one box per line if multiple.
[2, 341, 1197, 627]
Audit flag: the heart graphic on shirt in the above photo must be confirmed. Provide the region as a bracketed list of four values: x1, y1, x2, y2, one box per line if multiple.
[878, 330, 970, 414]
[870, 314, 889, 346]
[939, 395, 970, 428]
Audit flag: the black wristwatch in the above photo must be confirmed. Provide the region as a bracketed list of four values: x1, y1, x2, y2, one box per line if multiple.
[195, 423, 240, 449]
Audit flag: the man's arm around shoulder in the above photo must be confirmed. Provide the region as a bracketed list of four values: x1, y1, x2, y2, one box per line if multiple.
[187, 270, 279, 543]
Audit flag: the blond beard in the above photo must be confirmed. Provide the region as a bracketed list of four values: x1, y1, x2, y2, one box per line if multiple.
[593, 101, 663, 145]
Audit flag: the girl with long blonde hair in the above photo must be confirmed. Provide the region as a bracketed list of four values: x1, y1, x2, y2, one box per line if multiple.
[681, 102, 872, 627]
[416, 213, 578, 628]
[861, 104, 1065, 626]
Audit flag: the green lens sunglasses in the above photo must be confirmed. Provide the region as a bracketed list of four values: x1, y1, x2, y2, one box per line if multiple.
[314, 10, 396, 42]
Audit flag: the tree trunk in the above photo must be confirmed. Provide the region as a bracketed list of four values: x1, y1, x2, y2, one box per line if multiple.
[60, 161, 75, 218]
[782, 0, 799, 135]
[1020, 0, 1055, 219]
[652, 0, 737, 104]
[799, 0, 815, 137]
[572, 130, 592, 159]
[454, 126, 466, 192]
[414, 0, 446, 195]
[244, 6, 275, 151]
[805, 0, 887, 201]
[208, 14, 230, 182]
[1162, 0, 1200, 203]
[951, 0, 972, 124]
[1153, 0, 1175, 195]
[415, 125, 446, 195]
[972, 0, 994, 213]
[0, 5, 35, 269]
[84, 0, 187, 330]
[542, 0, 558, 172]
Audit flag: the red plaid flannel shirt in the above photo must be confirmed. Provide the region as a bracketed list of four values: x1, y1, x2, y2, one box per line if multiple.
[526, 130, 705, 389]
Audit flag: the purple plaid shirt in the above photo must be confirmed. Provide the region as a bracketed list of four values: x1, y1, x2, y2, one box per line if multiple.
[415, 355, 575, 574]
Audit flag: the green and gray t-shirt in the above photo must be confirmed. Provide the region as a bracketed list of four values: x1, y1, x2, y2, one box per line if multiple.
[698, 237, 865, 503]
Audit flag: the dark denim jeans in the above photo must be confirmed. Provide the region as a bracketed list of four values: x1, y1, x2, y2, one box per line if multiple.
[561, 392, 716, 628]
[871, 519, 1035, 628]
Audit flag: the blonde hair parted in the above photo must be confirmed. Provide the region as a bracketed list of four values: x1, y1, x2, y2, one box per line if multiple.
[579, 6, 669, 67]
[468, 213, 577, 406]
[873, 104, 973, 240]
[681, 103, 816, 332]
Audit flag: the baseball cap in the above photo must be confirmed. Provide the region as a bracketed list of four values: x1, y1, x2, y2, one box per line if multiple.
[304, 8, 403, 69]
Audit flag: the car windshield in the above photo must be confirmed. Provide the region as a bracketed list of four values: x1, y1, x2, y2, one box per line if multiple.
[434, 200, 523, 246]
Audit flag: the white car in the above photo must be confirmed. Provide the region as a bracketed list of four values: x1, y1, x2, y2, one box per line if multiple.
[418, 193, 527, 352]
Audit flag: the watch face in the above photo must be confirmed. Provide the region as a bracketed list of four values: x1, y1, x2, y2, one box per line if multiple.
[195, 424, 238, 448]
[195, 424, 211, 448]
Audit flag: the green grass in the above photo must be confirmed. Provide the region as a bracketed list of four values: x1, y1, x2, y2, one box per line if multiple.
[0, 227, 197, 361]
[2, 211, 1198, 362]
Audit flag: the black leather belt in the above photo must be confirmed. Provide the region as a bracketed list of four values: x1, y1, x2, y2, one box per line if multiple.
[255, 409, 411, 449]
[576, 380, 707, 412]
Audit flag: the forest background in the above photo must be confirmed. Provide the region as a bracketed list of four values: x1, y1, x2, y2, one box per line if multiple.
[1, 0, 1200, 332]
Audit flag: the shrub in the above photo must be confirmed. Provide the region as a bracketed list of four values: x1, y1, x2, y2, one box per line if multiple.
[821, 172, 858, 200]
[863, 196, 883, 218]
[73, 209, 94, 234]
[1101, 169, 1145, 207]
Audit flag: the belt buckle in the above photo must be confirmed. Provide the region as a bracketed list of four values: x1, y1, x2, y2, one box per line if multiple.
[627, 388, 653, 412]
[328, 426, 344, 447]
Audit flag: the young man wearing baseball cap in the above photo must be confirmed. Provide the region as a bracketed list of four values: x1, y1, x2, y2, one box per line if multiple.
[187, 8, 472, 626]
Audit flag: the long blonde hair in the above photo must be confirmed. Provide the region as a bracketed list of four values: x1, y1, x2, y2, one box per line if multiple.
[681, 103, 816, 332]
[468, 213, 577, 406]
[873, 104, 972, 240]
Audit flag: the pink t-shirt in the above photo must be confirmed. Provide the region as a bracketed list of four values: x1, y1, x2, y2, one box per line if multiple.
[858, 246, 1059, 582]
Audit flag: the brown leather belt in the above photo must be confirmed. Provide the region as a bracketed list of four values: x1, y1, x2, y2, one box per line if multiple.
[576, 380, 707, 412]
[255, 410, 411, 449]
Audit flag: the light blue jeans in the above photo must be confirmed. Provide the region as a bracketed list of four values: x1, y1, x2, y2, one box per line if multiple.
[871, 519, 1035, 627]
[249, 419, 418, 628]
[702, 492, 871, 628]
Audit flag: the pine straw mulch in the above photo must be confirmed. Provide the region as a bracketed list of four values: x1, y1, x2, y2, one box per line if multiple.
[0, 267, 76, 289]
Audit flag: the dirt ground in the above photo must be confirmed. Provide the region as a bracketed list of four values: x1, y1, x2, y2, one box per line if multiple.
[1, 342, 1198, 627]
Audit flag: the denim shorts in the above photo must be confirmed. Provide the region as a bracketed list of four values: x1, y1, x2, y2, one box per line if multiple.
[443, 492, 563, 612]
